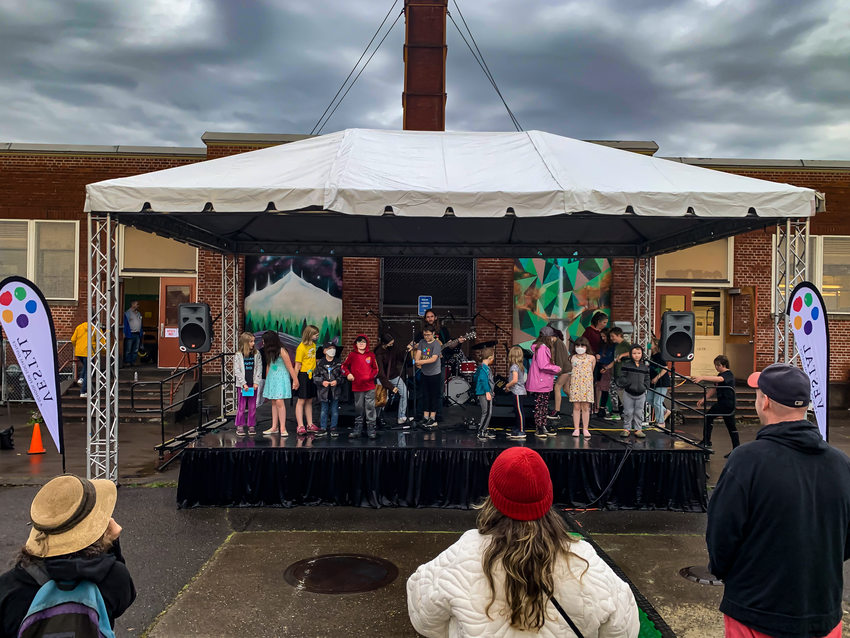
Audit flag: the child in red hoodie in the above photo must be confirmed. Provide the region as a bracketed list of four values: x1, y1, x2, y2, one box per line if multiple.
[341, 334, 379, 439]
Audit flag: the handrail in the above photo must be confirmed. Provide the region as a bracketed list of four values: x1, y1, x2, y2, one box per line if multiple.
[168, 352, 192, 406]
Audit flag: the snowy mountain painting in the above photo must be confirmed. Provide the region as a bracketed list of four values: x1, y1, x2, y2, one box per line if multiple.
[244, 256, 342, 347]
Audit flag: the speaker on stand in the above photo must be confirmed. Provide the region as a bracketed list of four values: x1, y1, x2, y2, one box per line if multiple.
[660, 310, 695, 434]
[178, 303, 213, 432]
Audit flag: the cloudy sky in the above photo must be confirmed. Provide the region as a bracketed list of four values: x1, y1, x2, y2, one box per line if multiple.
[1, 0, 848, 158]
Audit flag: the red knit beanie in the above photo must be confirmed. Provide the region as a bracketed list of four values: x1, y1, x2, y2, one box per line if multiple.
[488, 447, 553, 521]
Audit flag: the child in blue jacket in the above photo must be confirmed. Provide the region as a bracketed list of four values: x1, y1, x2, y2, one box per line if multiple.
[473, 347, 495, 440]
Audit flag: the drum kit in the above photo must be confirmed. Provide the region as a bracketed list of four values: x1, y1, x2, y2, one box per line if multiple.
[444, 337, 498, 406]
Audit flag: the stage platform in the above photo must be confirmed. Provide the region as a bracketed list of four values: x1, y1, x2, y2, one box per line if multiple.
[176, 416, 708, 512]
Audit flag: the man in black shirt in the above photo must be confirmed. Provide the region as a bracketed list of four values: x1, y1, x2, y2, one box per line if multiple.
[693, 354, 738, 452]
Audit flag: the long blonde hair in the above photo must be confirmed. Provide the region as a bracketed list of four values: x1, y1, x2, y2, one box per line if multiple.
[238, 332, 256, 356]
[476, 498, 588, 631]
[508, 346, 525, 372]
[301, 324, 320, 344]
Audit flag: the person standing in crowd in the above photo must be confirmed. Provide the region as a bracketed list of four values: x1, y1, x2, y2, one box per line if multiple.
[294, 325, 320, 436]
[122, 300, 143, 367]
[262, 331, 298, 436]
[473, 347, 495, 441]
[0, 474, 136, 637]
[548, 327, 572, 422]
[407, 447, 639, 638]
[233, 332, 261, 437]
[648, 337, 670, 427]
[569, 336, 595, 438]
[581, 311, 609, 361]
[313, 341, 343, 437]
[617, 345, 650, 438]
[694, 354, 739, 453]
[594, 328, 615, 419]
[707, 363, 850, 638]
[376, 333, 412, 427]
[342, 334, 379, 439]
[604, 327, 631, 422]
[526, 327, 561, 438]
[70, 320, 102, 398]
[504, 346, 527, 440]
[414, 326, 443, 429]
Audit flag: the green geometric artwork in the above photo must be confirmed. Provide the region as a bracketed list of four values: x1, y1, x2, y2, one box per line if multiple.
[513, 257, 612, 348]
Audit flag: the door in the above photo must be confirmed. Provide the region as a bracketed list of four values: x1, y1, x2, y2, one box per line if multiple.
[725, 285, 756, 380]
[158, 277, 196, 368]
[691, 291, 724, 377]
[655, 286, 693, 376]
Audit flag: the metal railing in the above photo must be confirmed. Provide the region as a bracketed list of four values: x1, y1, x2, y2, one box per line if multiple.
[1, 339, 75, 403]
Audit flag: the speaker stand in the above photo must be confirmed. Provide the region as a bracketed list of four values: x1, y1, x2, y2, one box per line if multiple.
[669, 361, 676, 435]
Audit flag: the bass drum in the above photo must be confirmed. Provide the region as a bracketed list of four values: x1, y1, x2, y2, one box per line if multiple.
[447, 376, 472, 405]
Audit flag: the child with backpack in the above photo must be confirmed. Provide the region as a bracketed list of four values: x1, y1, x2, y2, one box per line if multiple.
[0, 474, 136, 638]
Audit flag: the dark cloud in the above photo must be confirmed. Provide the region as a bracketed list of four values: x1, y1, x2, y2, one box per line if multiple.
[0, 0, 847, 158]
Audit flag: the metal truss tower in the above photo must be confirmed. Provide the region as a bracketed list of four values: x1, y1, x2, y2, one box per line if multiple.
[633, 257, 654, 347]
[86, 214, 121, 481]
[774, 219, 809, 364]
[220, 254, 239, 416]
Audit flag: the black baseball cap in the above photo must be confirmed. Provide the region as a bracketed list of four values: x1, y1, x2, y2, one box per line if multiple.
[747, 363, 810, 408]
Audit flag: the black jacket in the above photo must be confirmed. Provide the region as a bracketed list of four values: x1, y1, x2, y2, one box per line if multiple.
[706, 419, 850, 637]
[0, 539, 136, 638]
[313, 357, 345, 402]
[615, 361, 650, 396]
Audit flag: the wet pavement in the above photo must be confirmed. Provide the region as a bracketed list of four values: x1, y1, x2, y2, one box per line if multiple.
[1, 408, 850, 636]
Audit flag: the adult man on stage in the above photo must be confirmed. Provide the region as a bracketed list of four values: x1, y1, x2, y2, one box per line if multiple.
[706, 363, 850, 638]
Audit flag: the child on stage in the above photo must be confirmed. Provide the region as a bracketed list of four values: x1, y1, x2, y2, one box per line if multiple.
[569, 336, 595, 438]
[294, 324, 320, 436]
[262, 331, 298, 436]
[314, 341, 343, 437]
[234, 332, 262, 436]
[342, 334, 379, 439]
[414, 326, 443, 429]
[504, 346, 528, 440]
[527, 327, 561, 438]
[473, 347, 495, 441]
[616, 345, 650, 438]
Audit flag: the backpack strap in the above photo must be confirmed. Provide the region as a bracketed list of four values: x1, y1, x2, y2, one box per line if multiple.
[544, 588, 585, 638]
[22, 562, 51, 587]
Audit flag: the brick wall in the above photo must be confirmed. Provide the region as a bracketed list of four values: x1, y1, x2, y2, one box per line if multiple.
[340, 258, 382, 351]
[610, 258, 636, 324]
[474, 258, 514, 375]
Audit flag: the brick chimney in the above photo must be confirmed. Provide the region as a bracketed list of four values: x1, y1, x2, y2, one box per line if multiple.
[402, 0, 448, 131]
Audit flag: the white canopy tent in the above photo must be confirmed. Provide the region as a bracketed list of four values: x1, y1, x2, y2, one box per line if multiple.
[85, 128, 820, 258]
[82, 128, 819, 480]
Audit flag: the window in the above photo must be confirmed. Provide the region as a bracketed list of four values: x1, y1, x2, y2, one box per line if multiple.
[382, 257, 474, 317]
[121, 226, 197, 274]
[809, 236, 850, 314]
[655, 238, 734, 286]
[0, 220, 79, 301]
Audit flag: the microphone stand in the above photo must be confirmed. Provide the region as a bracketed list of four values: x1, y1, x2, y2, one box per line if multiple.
[472, 311, 514, 341]
[409, 321, 418, 425]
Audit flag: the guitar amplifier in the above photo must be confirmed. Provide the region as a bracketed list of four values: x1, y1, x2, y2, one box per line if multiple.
[493, 374, 509, 394]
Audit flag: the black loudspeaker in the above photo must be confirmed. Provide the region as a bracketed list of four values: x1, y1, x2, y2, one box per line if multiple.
[178, 303, 212, 353]
[660, 311, 695, 362]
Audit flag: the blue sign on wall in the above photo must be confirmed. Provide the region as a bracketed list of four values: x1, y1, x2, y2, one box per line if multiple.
[418, 295, 432, 316]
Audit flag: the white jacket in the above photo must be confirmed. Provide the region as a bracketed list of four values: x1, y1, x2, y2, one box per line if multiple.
[407, 529, 639, 638]
[233, 351, 262, 388]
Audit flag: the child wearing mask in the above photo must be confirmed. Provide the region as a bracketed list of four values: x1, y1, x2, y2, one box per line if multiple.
[313, 341, 344, 437]
[569, 336, 595, 438]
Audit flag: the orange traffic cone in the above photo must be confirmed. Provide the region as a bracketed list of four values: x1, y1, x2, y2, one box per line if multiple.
[28, 422, 46, 455]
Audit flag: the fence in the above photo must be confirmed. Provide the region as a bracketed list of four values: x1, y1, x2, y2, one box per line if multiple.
[1, 339, 76, 403]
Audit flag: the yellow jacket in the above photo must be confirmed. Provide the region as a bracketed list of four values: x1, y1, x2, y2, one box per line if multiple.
[70, 322, 104, 357]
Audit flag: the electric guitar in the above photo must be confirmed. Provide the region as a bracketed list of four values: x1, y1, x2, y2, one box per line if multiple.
[441, 329, 476, 351]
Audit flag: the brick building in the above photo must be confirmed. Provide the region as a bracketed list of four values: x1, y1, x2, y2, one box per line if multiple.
[2, 135, 848, 404]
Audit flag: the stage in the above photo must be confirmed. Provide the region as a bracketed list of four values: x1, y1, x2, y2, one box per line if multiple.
[175, 413, 708, 512]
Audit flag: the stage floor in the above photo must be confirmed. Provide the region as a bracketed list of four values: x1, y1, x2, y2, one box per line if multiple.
[177, 415, 708, 512]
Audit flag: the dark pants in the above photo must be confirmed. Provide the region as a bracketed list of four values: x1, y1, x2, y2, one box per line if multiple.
[415, 367, 445, 420]
[77, 356, 87, 394]
[704, 403, 739, 448]
[532, 391, 550, 431]
[124, 333, 141, 365]
[421, 373, 442, 413]
[512, 394, 526, 434]
[320, 399, 339, 431]
[477, 395, 492, 434]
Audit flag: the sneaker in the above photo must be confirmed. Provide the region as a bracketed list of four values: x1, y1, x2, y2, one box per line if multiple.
[546, 428, 558, 437]
[619, 429, 630, 437]
[236, 427, 246, 436]
[546, 411, 560, 421]
[485, 430, 497, 439]
[329, 429, 339, 438]
[79, 392, 87, 398]
[297, 425, 307, 435]
[248, 426, 256, 436]
[477, 431, 488, 441]
[535, 427, 548, 438]
[634, 429, 646, 438]
[313, 429, 327, 438]
[603, 413, 617, 421]
[263, 427, 280, 435]
[697, 440, 713, 449]
[507, 432, 525, 440]
[306, 424, 322, 434]
[595, 409, 606, 419]
[77, 377, 83, 385]
[397, 418, 409, 425]
[610, 414, 622, 421]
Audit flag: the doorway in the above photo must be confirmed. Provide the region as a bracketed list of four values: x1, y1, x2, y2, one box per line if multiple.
[158, 277, 196, 368]
[655, 287, 692, 376]
[691, 291, 724, 377]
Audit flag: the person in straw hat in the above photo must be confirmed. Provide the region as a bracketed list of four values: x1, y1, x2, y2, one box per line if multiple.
[407, 447, 639, 637]
[0, 474, 136, 637]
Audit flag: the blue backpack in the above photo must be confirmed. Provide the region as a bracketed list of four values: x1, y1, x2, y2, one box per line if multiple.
[17, 564, 114, 638]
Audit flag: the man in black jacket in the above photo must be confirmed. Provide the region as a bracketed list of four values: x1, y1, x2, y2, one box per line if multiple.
[706, 363, 850, 638]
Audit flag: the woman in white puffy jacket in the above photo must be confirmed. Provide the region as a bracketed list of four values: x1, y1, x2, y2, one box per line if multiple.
[407, 447, 639, 638]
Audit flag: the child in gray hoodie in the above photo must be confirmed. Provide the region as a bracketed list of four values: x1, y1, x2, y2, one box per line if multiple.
[616, 345, 650, 438]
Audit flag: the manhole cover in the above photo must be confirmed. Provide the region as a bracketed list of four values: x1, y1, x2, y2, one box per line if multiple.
[679, 565, 723, 586]
[283, 553, 399, 594]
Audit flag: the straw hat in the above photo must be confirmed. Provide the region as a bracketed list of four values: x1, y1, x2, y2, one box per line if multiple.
[25, 474, 117, 558]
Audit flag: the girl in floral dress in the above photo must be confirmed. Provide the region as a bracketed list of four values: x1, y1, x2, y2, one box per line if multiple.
[569, 336, 595, 438]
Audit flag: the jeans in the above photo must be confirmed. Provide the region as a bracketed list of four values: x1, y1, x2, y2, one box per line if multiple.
[389, 376, 408, 420]
[353, 389, 376, 431]
[124, 333, 141, 365]
[622, 392, 647, 431]
[320, 399, 339, 431]
[704, 403, 739, 448]
[648, 386, 668, 424]
[77, 356, 87, 394]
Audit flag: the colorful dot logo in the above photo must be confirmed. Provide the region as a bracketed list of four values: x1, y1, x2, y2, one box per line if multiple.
[791, 289, 820, 336]
[0, 286, 38, 329]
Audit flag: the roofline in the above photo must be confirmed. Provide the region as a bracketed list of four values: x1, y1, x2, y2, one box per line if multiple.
[0, 142, 205, 157]
[665, 157, 850, 170]
[201, 132, 315, 145]
[588, 140, 659, 155]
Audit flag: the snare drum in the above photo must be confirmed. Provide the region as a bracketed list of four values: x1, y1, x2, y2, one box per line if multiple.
[459, 361, 477, 376]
